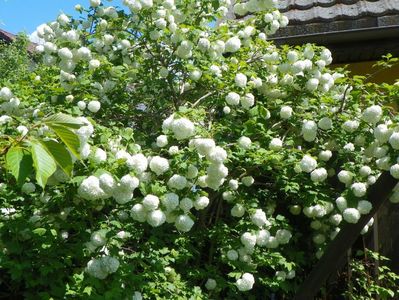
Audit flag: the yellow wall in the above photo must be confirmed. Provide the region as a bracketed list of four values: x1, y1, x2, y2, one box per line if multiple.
[334, 61, 399, 84]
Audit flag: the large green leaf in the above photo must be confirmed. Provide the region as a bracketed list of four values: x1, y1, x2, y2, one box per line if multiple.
[31, 141, 57, 188]
[47, 124, 81, 158]
[42, 140, 73, 177]
[44, 113, 84, 129]
[5, 147, 33, 185]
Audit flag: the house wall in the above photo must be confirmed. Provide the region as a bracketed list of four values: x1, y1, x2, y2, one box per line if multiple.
[334, 61, 399, 84]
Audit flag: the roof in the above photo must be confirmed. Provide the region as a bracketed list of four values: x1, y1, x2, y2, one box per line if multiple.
[276, 0, 399, 37]
[0, 29, 16, 44]
[272, 0, 399, 63]
[0, 29, 36, 53]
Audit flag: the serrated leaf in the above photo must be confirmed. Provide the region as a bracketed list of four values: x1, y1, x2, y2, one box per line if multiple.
[31, 141, 57, 188]
[44, 113, 84, 129]
[5, 147, 33, 185]
[47, 124, 81, 158]
[42, 140, 73, 176]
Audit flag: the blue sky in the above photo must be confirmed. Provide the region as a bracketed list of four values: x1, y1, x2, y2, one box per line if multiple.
[0, 0, 123, 35]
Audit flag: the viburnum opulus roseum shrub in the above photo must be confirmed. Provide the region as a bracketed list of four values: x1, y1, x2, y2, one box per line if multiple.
[1, 0, 399, 298]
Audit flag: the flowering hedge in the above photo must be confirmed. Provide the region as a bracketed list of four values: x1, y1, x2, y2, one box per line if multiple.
[1, 0, 399, 298]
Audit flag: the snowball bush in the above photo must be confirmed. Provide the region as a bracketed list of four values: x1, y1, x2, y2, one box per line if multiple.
[1, 0, 399, 298]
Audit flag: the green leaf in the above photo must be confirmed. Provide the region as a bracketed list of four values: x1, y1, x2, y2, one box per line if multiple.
[48, 124, 81, 158]
[5, 147, 33, 185]
[44, 113, 84, 129]
[42, 140, 73, 176]
[31, 141, 57, 188]
[33, 228, 47, 236]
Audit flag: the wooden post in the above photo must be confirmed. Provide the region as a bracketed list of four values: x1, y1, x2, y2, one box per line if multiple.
[293, 172, 397, 300]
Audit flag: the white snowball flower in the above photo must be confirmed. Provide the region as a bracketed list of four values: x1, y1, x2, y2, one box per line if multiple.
[251, 209, 268, 227]
[241, 232, 257, 249]
[336, 196, 347, 211]
[132, 292, 143, 300]
[179, 197, 193, 212]
[205, 278, 217, 290]
[120, 174, 139, 191]
[329, 214, 343, 226]
[223, 106, 231, 114]
[21, 182, 36, 194]
[58, 47, 73, 60]
[301, 120, 318, 142]
[236, 273, 255, 291]
[231, 204, 245, 217]
[78, 176, 105, 200]
[389, 164, 399, 179]
[156, 135, 168, 147]
[146, 209, 166, 227]
[206, 146, 227, 164]
[0, 87, 13, 100]
[238, 136, 251, 149]
[167, 174, 187, 190]
[275, 229, 292, 244]
[313, 234, 326, 245]
[374, 124, 391, 143]
[242, 176, 254, 186]
[161, 193, 179, 211]
[318, 150, 332, 161]
[229, 179, 239, 190]
[342, 120, 359, 133]
[235, 73, 247, 88]
[390, 191, 399, 203]
[240, 93, 255, 109]
[142, 194, 159, 211]
[318, 117, 332, 130]
[192, 138, 216, 156]
[175, 215, 194, 232]
[269, 137, 283, 150]
[359, 166, 372, 177]
[225, 36, 241, 53]
[17, 126, 28, 136]
[127, 153, 148, 174]
[77, 101, 86, 110]
[89, 59, 101, 70]
[343, 208, 361, 224]
[171, 118, 195, 140]
[389, 132, 399, 150]
[99, 173, 115, 194]
[362, 105, 382, 124]
[87, 100, 101, 113]
[194, 196, 209, 210]
[357, 200, 372, 215]
[186, 165, 198, 179]
[310, 168, 328, 182]
[227, 249, 239, 261]
[255, 229, 270, 246]
[90, 0, 101, 7]
[149, 156, 169, 175]
[300, 155, 317, 173]
[306, 78, 319, 92]
[338, 170, 353, 185]
[351, 182, 367, 197]
[131, 204, 147, 222]
[225, 92, 240, 106]
[280, 106, 292, 119]
[168, 146, 179, 155]
[93, 148, 107, 163]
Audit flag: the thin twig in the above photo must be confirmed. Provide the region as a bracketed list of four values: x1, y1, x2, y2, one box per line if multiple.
[192, 92, 215, 107]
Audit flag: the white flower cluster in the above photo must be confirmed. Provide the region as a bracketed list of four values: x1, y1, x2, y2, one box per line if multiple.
[86, 256, 120, 279]
[236, 273, 255, 292]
